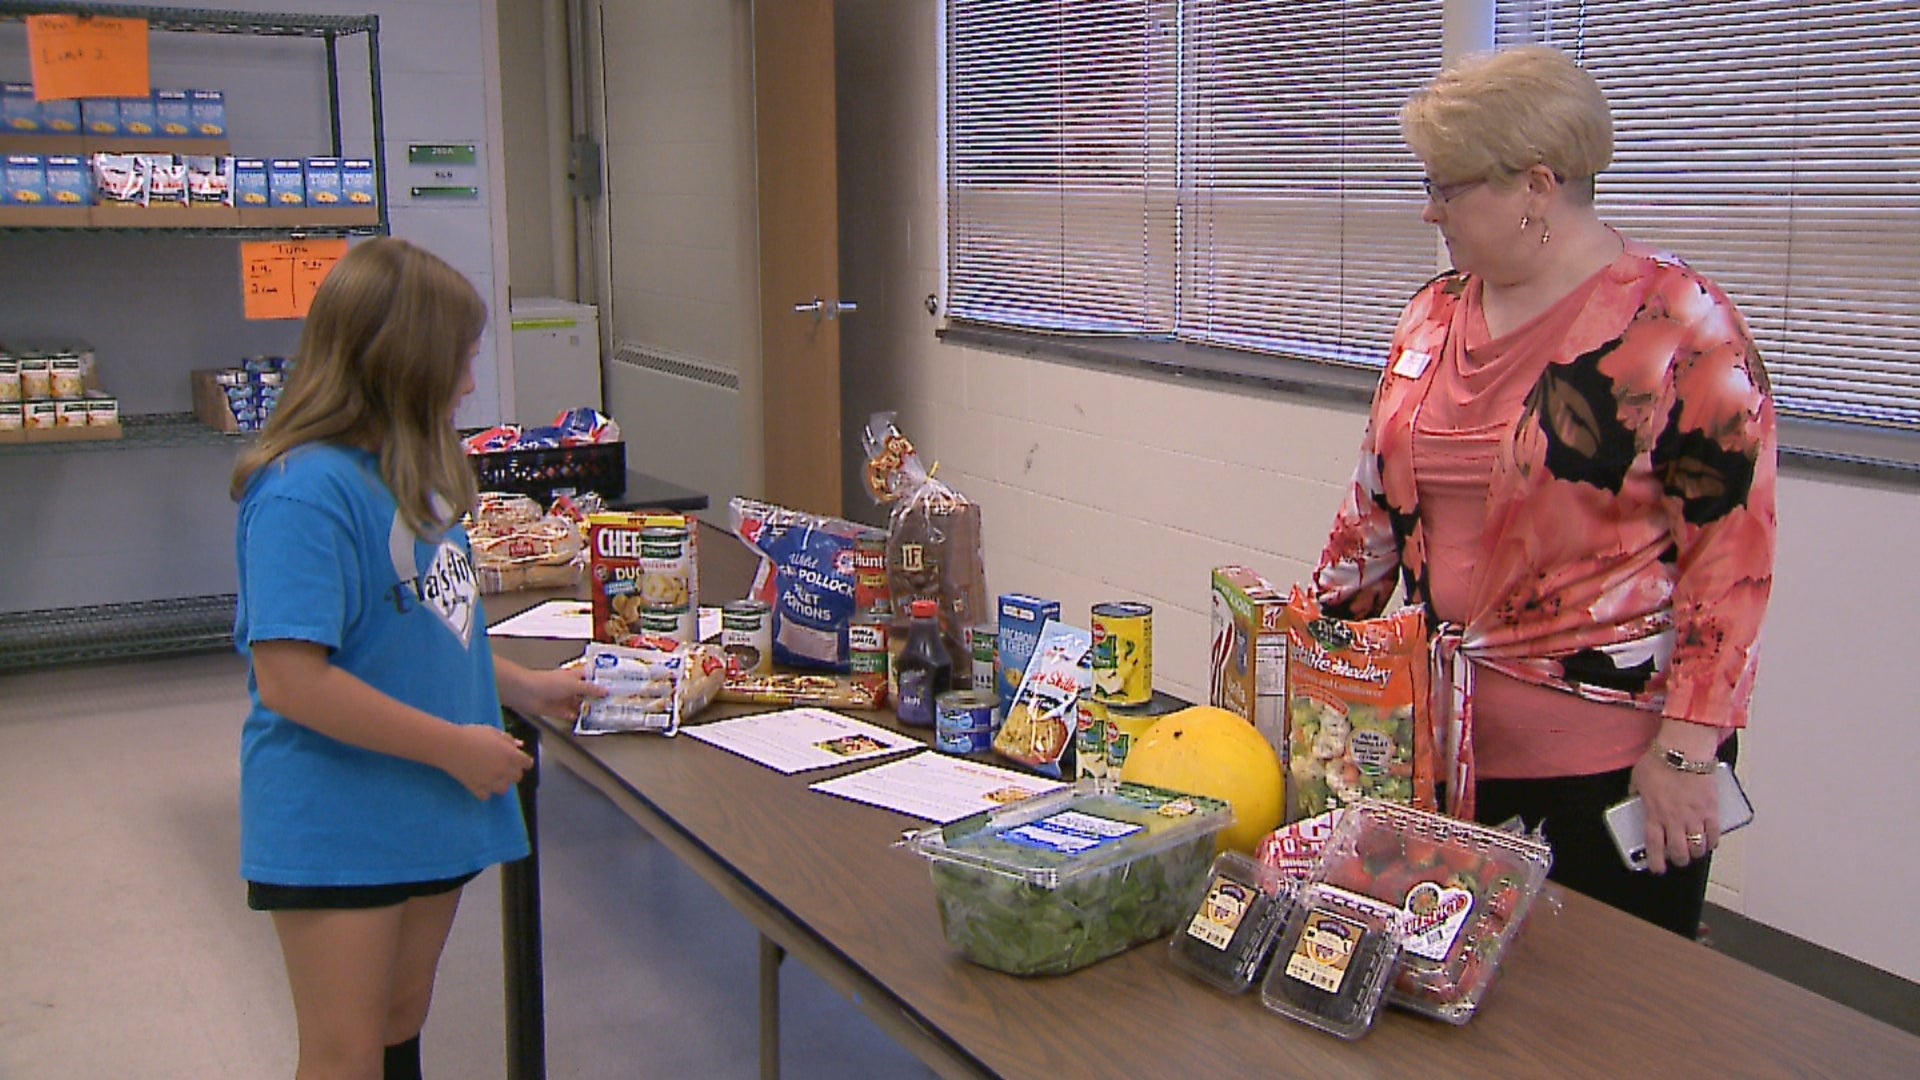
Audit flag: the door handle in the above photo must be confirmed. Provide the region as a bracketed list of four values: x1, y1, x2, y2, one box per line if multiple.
[792, 297, 860, 322]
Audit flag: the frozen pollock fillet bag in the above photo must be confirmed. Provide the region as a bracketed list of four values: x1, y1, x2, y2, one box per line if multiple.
[1281, 588, 1436, 821]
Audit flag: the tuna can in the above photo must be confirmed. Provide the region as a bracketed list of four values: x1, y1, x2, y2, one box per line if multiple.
[720, 599, 773, 675]
[849, 613, 890, 707]
[935, 689, 999, 755]
[1074, 695, 1109, 780]
[638, 603, 696, 644]
[1103, 690, 1186, 774]
[1091, 601, 1154, 706]
[967, 623, 997, 696]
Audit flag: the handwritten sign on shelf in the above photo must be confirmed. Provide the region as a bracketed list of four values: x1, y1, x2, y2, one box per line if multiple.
[241, 239, 348, 321]
[26, 15, 151, 102]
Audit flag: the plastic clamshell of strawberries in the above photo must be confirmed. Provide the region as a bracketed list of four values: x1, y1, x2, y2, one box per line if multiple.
[1312, 799, 1552, 1023]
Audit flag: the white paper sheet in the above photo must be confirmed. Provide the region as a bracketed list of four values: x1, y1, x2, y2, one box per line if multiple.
[809, 752, 1066, 823]
[488, 602, 723, 642]
[681, 707, 922, 774]
[487, 599, 593, 639]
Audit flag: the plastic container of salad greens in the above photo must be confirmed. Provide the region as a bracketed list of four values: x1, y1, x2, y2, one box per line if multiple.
[902, 779, 1232, 976]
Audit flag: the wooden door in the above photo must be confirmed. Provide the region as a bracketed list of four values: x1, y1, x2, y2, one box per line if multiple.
[754, 0, 845, 518]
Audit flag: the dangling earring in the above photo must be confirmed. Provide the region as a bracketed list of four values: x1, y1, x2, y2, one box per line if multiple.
[1538, 217, 1551, 245]
[1519, 214, 1530, 232]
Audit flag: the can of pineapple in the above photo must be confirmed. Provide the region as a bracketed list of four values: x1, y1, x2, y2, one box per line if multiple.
[1090, 601, 1153, 706]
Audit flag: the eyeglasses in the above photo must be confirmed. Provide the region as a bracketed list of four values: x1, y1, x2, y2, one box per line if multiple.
[1421, 176, 1486, 204]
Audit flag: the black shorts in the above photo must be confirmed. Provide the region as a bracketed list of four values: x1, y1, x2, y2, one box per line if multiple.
[247, 871, 481, 912]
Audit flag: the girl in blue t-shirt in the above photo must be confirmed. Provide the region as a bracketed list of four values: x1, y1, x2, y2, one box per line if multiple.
[231, 237, 603, 1080]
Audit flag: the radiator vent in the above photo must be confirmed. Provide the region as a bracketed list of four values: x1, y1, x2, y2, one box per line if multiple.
[610, 341, 741, 392]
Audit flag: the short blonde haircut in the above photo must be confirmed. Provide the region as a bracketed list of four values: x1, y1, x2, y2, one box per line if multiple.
[1403, 46, 1612, 203]
[232, 238, 486, 537]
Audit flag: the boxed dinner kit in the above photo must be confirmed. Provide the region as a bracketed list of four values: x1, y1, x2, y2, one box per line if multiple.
[1208, 565, 1289, 762]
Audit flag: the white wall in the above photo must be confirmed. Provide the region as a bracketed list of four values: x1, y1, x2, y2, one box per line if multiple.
[835, 0, 1920, 983]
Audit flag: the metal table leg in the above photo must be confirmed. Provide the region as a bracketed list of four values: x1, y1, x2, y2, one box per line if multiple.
[502, 713, 546, 1080]
[761, 934, 785, 1080]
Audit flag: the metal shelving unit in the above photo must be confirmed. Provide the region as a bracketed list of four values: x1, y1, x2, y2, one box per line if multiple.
[0, 3, 385, 670]
[0, 594, 236, 672]
[0, 412, 243, 456]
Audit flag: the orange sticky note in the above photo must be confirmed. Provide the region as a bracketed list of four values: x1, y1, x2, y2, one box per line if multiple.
[241, 239, 349, 321]
[26, 15, 151, 102]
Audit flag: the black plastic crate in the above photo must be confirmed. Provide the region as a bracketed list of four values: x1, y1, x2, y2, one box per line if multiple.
[468, 441, 627, 503]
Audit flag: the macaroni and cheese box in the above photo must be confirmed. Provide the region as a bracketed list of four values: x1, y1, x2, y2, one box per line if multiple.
[996, 593, 1062, 720]
[342, 159, 376, 206]
[3, 83, 42, 132]
[188, 89, 226, 138]
[185, 155, 233, 206]
[234, 158, 269, 206]
[304, 157, 342, 206]
[268, 158, 305, 206]
[82, 98, 120, 137]
[3, 155, 46, 206]
[39, 98, 81, 134]
[45, 156, 90, 205]
[155, 90, 193, 138]
[118, 94, 157, 137]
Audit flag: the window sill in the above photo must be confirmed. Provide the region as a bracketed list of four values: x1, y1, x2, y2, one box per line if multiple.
[938, 322, 1920, 487]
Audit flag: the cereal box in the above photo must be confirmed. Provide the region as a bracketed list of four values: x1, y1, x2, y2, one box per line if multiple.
[3, 155, 46, 206]
[82, 98, 120, 137]
[234, 158, 269, 206]
[188, 89, 226, 138]
[155, 90, 193, 137]
[118, 94, 157, 137]
[304, 158, 342, 207]
[342, 159, 376, 206]
[45, 156, 90, 205]
[995, 593, 1061, 721]
[268, 159, 306, 207]
[1209, 565, 1290, 765]
[2, 83, 42, 132]
[86, 393, 119, 426]
[0, 402, 23, 438]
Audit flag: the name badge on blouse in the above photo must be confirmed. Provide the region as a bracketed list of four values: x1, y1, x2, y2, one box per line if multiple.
[1391, 349, 1433, 379]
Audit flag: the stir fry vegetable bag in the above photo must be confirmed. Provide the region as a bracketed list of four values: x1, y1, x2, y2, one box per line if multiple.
[862, 412, 990, 673]
[1283, 588, 1436, 821]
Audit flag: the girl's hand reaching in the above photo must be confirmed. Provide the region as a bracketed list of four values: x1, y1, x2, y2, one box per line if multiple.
[441, 724, 535, 800]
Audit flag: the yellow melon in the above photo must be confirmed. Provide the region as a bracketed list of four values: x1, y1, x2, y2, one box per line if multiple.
[1118, 705, 1284, 854]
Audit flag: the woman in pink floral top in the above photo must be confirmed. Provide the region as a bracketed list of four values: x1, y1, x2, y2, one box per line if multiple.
[1312, 46, 1777, 937]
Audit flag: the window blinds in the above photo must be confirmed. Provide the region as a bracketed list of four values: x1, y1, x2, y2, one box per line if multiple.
[1179, 0, 1444, 367]
[944, 0, 1441, 358]
[945, 0, 1179, 334]
[1496, 0, 1920, 429]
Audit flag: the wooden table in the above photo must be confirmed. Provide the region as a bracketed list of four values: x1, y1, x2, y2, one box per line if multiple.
[488, 526, 1920, 1080]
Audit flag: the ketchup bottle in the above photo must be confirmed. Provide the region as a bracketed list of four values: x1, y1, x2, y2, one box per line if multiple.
[894, 599, 952, 728]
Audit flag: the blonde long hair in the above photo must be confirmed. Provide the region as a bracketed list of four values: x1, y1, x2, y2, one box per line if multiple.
[231, 237, 486, 536]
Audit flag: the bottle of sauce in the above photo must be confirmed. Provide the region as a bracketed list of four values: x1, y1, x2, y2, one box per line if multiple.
[894, 599, 952, 728]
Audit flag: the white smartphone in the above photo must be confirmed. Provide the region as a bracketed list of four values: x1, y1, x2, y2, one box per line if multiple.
[1604, 762, 1754, 872]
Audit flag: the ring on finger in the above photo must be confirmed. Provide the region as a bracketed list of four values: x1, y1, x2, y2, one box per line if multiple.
[1685, 831, 1707, 847]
